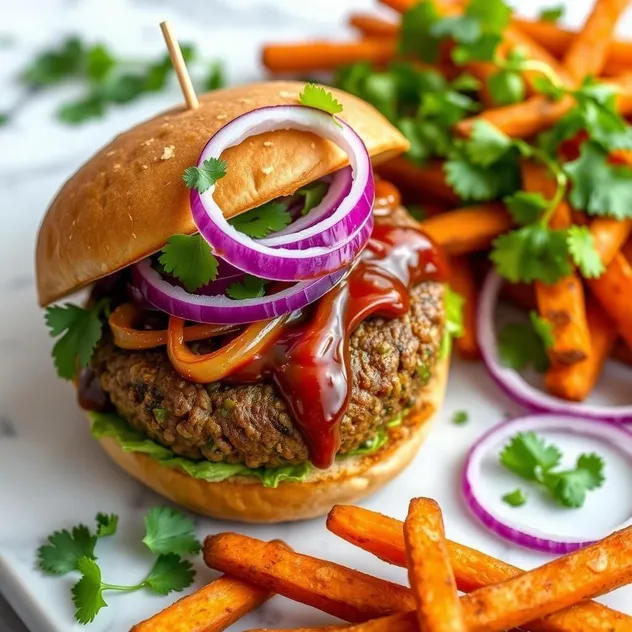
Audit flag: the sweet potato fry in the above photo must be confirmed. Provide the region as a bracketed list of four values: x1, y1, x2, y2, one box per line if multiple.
[562, 0, 631, 83]
[613, 339, 632, 364]
[327, 505, 632, 632]
[131, 575, 271, 632]
[590, 219, 632, 266]
[419, 204, 512, 255]
[545, 300, 617, 401]
[405, 499, 465, 632]
[245, 612, 417, 632]
[348, 14, 398, 39]
[621, 236, 632, 262]
[521, 162, 591, 366]
[203, 533, 415, 623]
[376, 157, 460, 205]
[449, 257, 480, 359]
[261, 40, 395, 73]
[588, 252, 632, 351]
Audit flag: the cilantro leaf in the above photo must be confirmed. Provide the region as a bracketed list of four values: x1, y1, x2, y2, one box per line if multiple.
[565, 141, 632, 219]
[86, 44, 116, 82]
[72, 557, 107, 625]
[347, 428, 389, 456]
[465, 121, 513, 167]
[57, 95, 106, 124]
[182, 158, 227, 194]
[22, 37, 85, 86]
[504, 191, 548, 225]
[142, 506, 201, 556]
[566, 225, 605, 278]
[500, 431, 562, 481]
[95, 513, 118, 538]
[467, 0, 512, 33]
[452, 33, 502, 64]
[542, 453, 605, 508]
[205, 61, 226, 91]
[449, 72, 482, 92]
[399, 1, 443, 63]
[0, 112, 9, 127]
[538, 5, 565, 22]
[530, 311, 555, 350]
[37, 526, 97, 575]
[158, 234, 219, 292]
[297, 181, 328, 216]
[431, 15, 481, 44]
[497, 321, 550, 373]
[502, 488, 527, 507]
[45, 300, 109, 380]
[441, 287, 464, 360]
[143, 553, 195, 595]
[491, 224, 571, 284]
[488, 69, 526, 106]
[444, 157, 504, 201]
[229, 201, 292, 238]
[452, 410, 469, 425]
[299, 83, 343, 116]
[226, 275, 267, 300]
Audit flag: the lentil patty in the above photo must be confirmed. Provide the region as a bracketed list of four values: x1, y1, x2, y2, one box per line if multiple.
[91, 281, 444, 468]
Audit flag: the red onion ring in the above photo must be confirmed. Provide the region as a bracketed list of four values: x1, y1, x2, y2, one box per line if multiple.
[190, 106, 375, 281]
[463, 413, 632, 554]
[132, 258, 346, 325]
[478, 271, 632, 422]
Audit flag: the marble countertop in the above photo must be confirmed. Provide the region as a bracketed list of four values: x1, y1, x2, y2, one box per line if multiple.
[2, 1, 632, 631]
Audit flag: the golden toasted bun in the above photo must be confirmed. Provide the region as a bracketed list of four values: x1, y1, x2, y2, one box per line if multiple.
[90, 355, 448, 523]
[36, 81, 408, 306]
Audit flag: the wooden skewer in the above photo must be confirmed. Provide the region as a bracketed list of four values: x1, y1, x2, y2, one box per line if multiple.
[160, 20, 199, 110]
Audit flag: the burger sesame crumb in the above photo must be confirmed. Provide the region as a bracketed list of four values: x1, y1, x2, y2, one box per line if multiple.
[261, 166, 274, 175]
[311, 142, 316, 149]
[142, 164, 148, 170]
[278, 90, 297, 98]
[216, 113, 228, 120]
[141, 138, 155, 147]
[238, 98, 253, 104]
[263, 141, 273, 147]
[113, 163, 121, 171]
[105, 150, 116, 157]
[131, 232, 137, 239]
[127, 213, 133, 222]
[161, 145, 175, 160]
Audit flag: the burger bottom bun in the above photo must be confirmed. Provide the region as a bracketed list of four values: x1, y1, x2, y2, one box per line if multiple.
[91, 356, 449, 523]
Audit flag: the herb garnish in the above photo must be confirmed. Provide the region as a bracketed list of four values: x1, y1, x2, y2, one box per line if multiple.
[159, 234, 219, 292]
[299, 83, 344, 115]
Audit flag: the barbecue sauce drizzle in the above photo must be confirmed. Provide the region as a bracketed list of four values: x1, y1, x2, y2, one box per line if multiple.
[229, 181, 447, 468]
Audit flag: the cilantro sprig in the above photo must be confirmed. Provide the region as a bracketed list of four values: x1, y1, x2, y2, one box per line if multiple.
[45, 299, 110, 381]
[159, 234, 219, 292]
[500, 432, 605, 508]
[38, 507, 200, 625]
[299, 83, 343, 116]
[498, 311, 554, 373]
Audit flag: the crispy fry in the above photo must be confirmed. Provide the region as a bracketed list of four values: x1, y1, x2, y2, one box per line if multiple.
[203, 533, 415, 623]
[562, 0, 631, 83]
[613, 339, 632, 364]
[405, 499, 465, 632]
[377, 0, 415, 12]
[261, 40, 395, 73]
[623, 237, 632, 262]
[545, 300, 617, 401]
[419, 204, 512, 255]
[348, 14, 398, 39]
[588, 252, 632, 351]
[449, 257, 480, 359]
[376, 157, 460, 205]
[327, 505, 632, 632]
[245, 612, 417, 632]
[519, 162, 591, 366]
[131, 575, 271, 632]
[590, 219, 632, 266]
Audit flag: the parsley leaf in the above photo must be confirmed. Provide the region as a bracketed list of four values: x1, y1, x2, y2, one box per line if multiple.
[566, 225, 605, 278]
[538, 5, 565, 23]
[229, 201, 292, 238]
[142, 506, 201, 556]
[497, 311, 553, 373]
[182, 157, 227, 194]
[500, 431, 561, 481]
[299, 83, 343, 115]
[297, 181, 328, 216]
[143, 553, 195, 595]
[72, 557, 107, 625]
[502, 488, 527, 507]
[504, 191, 548, 225]
[465, 121, 514, 167]
[491, 224, 571, 284]
[95, 513, 118, 539]
[542, 453, 605, 508]
[45, 299, 109, 380]
[452, 410, 469, 425]
[159, 234, 219, 292]
[37, 526, 96, 575]
[226, 275, 267, 300]
[565, 141, 632, 219]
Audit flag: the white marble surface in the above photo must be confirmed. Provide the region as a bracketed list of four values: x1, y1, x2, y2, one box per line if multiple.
[2, 1, 632, 630]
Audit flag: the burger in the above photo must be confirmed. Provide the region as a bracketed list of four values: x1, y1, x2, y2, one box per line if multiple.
[36, 81, 450, 523]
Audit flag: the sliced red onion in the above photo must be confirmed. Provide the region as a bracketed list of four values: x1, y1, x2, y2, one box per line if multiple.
[463, 413, 632, 554]
[261, 167, 354, 246]
[478, 271, 632, 422]
[132, 258, 346, 325]
[190, 106, 375, 281]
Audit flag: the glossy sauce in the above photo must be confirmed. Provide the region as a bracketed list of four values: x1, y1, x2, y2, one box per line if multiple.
[230, 181, 447, 468]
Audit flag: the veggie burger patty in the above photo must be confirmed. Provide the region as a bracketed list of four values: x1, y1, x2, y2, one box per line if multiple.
[92, 281, 444, 468]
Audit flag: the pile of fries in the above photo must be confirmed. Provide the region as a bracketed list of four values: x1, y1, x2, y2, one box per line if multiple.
[260, 0, 632, 405]
[131, 497, 632, 631]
